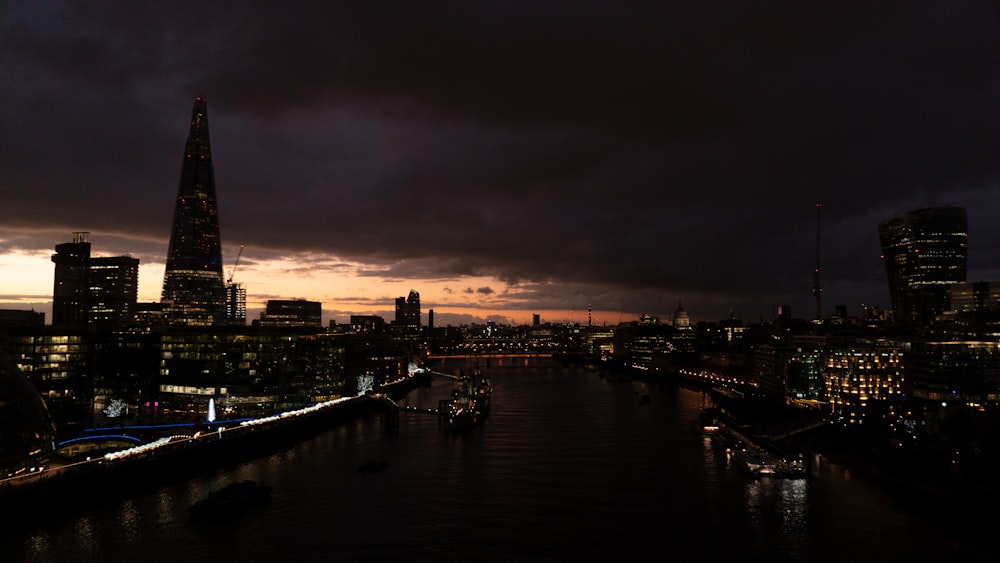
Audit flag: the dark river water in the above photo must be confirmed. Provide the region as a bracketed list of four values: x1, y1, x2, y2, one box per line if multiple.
[4, 358, 992, 562]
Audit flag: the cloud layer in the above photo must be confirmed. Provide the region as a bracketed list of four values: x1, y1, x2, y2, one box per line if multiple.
[2, 1, 999, 323]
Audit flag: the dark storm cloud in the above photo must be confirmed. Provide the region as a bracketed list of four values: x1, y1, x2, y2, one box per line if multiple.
[3, 1, 999, 322]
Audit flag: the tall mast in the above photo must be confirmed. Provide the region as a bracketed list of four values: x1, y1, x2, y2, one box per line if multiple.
[813, 203, 823, 321]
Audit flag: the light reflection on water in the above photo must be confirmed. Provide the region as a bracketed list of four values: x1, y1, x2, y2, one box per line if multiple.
[9, 359, 993, 562]
[116, 498, 140, 543]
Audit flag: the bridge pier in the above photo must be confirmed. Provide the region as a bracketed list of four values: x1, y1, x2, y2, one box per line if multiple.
[380, 396, 400, 434]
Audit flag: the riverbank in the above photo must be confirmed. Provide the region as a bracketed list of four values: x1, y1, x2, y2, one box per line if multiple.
[560, 354, 1000, 540]
[2, 372, 432, 528]
[2, 395, 381, 526]
[796, 424, 1000, 535]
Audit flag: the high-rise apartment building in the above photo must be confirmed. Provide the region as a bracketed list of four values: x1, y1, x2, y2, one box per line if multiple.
[878, 207, 968, 326]
[224, 283, 247, 326]
[161, 97, 227, 326]
[395, 290, 421, 326]
[51, 233, 91, 326]
[392, 290, 422, 349]
[51, 232, 139, 326]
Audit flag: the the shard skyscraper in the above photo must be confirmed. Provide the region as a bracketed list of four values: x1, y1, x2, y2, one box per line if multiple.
[161, 97, 226, 326]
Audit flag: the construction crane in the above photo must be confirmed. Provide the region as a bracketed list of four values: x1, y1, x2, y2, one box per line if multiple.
[227, 244, 245, 285]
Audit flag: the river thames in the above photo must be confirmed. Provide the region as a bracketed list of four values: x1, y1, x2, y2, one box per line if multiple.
[4, 358, 992, 562]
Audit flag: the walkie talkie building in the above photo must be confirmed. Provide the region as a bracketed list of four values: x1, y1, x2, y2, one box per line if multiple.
[878, 206, 968, 326]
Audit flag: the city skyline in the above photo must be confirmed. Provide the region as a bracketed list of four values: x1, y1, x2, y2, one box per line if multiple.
[2, 2, 999, 326]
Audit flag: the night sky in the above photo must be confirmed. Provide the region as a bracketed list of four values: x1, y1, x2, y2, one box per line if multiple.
[2, 1, 999, 326]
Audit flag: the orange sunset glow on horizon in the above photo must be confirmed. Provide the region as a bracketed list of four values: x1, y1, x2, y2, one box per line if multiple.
[0, 244, 642, 327]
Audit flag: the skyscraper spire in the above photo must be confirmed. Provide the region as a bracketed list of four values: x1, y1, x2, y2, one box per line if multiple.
[161, 96, 226, 326]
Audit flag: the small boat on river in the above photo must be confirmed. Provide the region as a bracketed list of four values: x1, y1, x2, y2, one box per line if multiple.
[448, 367, 492, 433]
[188, 480, 272, 520]
[357, 460, 391, 474]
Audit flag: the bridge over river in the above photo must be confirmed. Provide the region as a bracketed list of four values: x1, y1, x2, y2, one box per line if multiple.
[426, 353, 554, 360]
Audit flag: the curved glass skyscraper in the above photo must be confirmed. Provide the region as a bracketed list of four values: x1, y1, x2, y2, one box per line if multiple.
[161, 97, 226, 326]
[878, 206, 967, 327]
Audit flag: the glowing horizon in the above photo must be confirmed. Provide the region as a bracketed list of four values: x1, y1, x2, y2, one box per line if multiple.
[1, 250, 643, 327]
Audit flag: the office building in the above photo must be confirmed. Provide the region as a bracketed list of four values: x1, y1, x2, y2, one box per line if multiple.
[161, 97, 227, 326]
[823, 338, 905, 423]
[51, 232, 139, 327]
[259, 299, 322, 328]
[878, 206, 968, 326]
[87, 255, 140, 325]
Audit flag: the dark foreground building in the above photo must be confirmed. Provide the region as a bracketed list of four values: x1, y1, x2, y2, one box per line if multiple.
[0, 354, 56, 478]
[259, 299, 322, 328]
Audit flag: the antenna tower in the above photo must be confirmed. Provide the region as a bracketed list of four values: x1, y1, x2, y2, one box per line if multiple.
[813, 203, 823, 321]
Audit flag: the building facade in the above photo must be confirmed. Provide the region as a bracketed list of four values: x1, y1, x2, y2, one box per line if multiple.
[822, 338, 906, 424]
[948, 281, 1000, 314]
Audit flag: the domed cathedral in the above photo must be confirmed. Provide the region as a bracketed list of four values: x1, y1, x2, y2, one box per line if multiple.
[672, 301, 691, 329]
[1, 354, 57, 479]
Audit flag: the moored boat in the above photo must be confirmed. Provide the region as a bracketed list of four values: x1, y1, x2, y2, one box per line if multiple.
[448, 368, 492, 432]
[699, 408, 721, 433]
[188, 480, 272, 520]
[357, 460, 391, 474]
